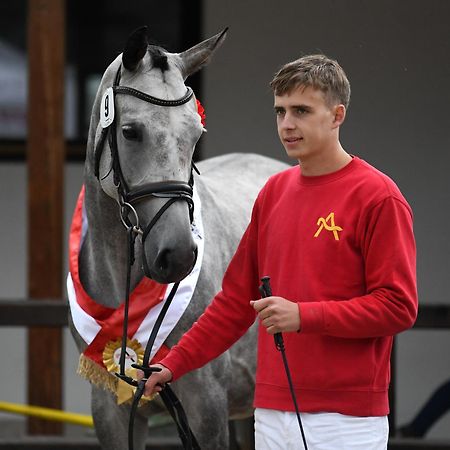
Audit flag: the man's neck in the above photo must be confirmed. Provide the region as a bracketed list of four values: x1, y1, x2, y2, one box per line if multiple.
[298, 145, 352, 177]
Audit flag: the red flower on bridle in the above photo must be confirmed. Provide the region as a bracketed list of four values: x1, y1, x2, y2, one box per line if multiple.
[196, 99, 206, 127]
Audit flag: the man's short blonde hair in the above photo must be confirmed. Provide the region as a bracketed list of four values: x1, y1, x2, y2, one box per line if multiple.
[270, 54, 351, 109]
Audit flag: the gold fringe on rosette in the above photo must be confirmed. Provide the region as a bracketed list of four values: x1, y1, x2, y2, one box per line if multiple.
[77, 338, 156, 405]
[78, 353, 118, 393]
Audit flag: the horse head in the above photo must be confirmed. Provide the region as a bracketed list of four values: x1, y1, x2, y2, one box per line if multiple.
[89, 26, 226, 284]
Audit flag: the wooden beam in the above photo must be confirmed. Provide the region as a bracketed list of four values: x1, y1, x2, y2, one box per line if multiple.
[0, 141, 86, 161]
[414, 304, 450, 329]
[0, 301, 68, 327]
[1, 302, 449, 328]
[26, 0, 65, 435]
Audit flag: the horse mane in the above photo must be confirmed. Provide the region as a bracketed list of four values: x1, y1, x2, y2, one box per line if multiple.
[148, 45, 169, 72]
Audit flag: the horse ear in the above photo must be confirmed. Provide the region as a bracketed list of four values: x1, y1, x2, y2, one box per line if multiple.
[123, 26, 149, 71]
[179, 28, 228, 79]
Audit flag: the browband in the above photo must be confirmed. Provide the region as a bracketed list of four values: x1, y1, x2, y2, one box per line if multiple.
[114, 85, 193, 107]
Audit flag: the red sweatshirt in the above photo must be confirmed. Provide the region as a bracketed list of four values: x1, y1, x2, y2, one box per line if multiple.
[160, 156, 417, 417]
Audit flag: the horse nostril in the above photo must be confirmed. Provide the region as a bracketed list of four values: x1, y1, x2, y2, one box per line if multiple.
[154, 245, 197, 275]
[156, 249, 170, 272]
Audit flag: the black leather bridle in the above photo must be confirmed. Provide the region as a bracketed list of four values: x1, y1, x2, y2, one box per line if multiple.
[94, 64, 200, 450]
[94, 64, 197, 266]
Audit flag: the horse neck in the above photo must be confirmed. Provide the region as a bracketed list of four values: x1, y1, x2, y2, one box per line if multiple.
[79, 179, 144, 308]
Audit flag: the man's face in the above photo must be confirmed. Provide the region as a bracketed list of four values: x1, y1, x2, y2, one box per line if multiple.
[274, 86, 339, 163]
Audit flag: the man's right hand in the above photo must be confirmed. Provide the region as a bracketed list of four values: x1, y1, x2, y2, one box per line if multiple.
[136, 364, 173, 397]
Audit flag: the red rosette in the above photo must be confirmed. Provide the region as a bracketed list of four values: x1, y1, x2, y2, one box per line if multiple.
[196, 99, 206, 127]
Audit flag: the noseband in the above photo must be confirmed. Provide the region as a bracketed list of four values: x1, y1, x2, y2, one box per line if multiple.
[94, 64, 197, 277]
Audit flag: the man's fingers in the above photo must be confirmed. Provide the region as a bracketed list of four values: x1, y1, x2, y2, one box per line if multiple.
[144, 385, 153, 397]
[142, 365, 173, 397]
[144, 379, 161, 397]
[250, 298, 270, 312]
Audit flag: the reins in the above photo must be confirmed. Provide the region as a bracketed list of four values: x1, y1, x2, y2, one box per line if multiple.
[94, 63, 201, 450]
[121, 228, 200, 450]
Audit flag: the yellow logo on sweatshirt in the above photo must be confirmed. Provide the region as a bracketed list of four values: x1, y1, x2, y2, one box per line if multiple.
[314, 212, 343, 241]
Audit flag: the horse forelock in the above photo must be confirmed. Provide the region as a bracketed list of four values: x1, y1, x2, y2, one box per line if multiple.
[148, 45, 169, 72]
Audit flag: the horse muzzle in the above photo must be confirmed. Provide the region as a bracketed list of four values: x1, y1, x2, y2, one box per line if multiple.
[142, 239, 198, 284]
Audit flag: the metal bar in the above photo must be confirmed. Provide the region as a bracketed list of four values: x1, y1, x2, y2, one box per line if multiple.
[0, 402, 93, 428]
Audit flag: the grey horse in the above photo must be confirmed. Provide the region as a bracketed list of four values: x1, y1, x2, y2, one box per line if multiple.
[69, 26, 288, 449]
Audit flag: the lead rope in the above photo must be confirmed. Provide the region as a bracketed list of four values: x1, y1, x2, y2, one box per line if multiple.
[259, 276, 309, 450]
[116, 222, 200, 450]
[127, 277, 200, 450]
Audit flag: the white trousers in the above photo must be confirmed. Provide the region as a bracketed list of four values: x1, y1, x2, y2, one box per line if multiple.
[254, 408, 389, 450]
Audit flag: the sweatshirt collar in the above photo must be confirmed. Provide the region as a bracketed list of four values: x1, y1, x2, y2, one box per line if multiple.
[298, 156, 359, 186]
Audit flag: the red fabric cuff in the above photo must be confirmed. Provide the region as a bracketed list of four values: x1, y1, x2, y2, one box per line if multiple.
[158, 347, 189, 382]
[299, 301, 325, 333]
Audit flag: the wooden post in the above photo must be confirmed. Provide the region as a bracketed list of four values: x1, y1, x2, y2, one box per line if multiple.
[26, 0, 65, 434]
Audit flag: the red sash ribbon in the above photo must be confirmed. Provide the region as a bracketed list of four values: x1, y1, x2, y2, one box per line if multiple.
[69, 186, 169, 369]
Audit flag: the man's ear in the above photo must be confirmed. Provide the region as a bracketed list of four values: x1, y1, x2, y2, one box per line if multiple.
[332, 104, 346, 128]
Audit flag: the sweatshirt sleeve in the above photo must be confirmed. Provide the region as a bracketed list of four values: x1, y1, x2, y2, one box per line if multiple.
[159, 199, 261, 381]
[300, 196, 418, 338]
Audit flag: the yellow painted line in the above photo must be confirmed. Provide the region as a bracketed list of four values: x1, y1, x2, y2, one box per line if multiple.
[0, 401, 94, 427]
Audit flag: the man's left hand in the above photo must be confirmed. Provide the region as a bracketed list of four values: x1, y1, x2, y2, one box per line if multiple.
[250, 296, 300, 334]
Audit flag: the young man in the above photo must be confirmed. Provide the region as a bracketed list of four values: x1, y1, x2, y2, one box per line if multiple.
[140, 55, 418, 449]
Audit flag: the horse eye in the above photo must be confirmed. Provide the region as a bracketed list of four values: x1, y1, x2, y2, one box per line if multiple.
[122, 125, 141, 142]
